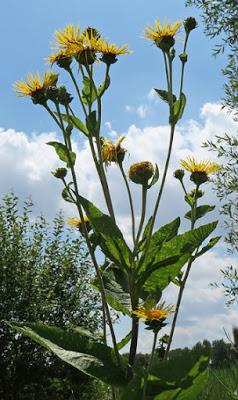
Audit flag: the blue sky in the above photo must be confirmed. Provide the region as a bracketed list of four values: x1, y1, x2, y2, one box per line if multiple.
[0, 0, 226, 134]
[0, 0, 237, 351]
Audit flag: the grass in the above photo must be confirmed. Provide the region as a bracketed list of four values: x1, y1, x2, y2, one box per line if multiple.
[198, 364, 238, 400]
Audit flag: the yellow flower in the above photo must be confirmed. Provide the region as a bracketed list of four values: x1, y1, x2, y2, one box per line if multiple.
[144, 20, 182, 47]
[133, 303, 174, 321]
[55, 24, 83, 50]
[97, 38, 130, 64]
[180, 157, 221, 175]
[102, 136, 126, 166]
[14, 71, 58, 98]
[67, 216, 90, 228]
[48, 50, 72, 69]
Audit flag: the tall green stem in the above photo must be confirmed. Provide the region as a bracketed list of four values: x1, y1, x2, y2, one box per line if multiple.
[164, 186, 199, 359]
[49, 103, 121, 366]
[142, 331, 158, 400]
[134, 184, 148, 251]
[119, 163, 136, 245]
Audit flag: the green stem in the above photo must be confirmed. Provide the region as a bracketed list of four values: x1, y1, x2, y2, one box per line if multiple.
[127, 314, 139, 380]
[48, 103, 121, 366]
[85, 65, 116, 223]
[179, 32, 189, 99]
[68, 67, 88, 118]
[142, 331, 158, 400]
[134, 185, 148, 251]
[119, 163, 136, 246]
[164, 186, 199, 359]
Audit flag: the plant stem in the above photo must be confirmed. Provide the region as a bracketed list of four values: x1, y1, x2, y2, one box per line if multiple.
[134, 184, 148, 251]
[119, 163, 136, 245]
[164, 186, 199, 359]
[49, 103, 121, 366]
[127, 314, 139, 380]
[142, 331, 158, 400]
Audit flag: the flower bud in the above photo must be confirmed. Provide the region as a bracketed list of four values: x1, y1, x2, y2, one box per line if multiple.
[52, 167, 67, 179]
[190, 171, 208, 185]
[76, 49, 96, 65]
[129, 161, 154, 185]
[58, 86, 73, 106]
[179, 52, 188, 63]
[101, 53, 118, 65]
[174, 169, 185, 181]
[184, 17, 198, 33]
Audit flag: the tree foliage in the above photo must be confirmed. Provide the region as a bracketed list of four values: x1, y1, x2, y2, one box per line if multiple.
[0, 193, 103, 399]
[186, 0, 238, 113]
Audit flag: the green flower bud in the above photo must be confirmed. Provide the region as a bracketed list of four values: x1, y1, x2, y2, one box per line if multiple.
[76, 49, 96, 65]
[129, 161, 154, 185]
[58, 86, 73, 106]
[179, 52, 188, 63]
[189, 188, 204, 198]
[52, 167, 67, 179]
[184, 17, 198, 33]
[174, 169, 185, 181]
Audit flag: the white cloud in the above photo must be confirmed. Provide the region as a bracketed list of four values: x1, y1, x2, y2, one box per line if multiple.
[136, 104, 148, 118]
[0, 102, 237, 352]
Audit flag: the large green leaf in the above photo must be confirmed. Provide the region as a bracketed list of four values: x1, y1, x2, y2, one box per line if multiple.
[148, 354, 209, 399]
[47, 141, 76, 167]
[86, 110, 97, 135]
[193, 236, 221, 259]
[82, 76, 97, 106]
[60, 113, 89, 136]
[185, 205, 215, 221]
[143, 221, 218, 291]
[93, 270, 131, 315]
[117, 331, 132, 351]
[78, 195, 132, 269]
[10, 322, 126, 386]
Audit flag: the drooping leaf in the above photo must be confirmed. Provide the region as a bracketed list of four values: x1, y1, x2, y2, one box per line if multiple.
[142, 221, 218, 292]
[170, 93, 186, 124]
[9, 322, 126, 386]
[154, 89, 177, 104]
[117, 331, 132, 351]
[185, 205, 215, 221]
[78, 195, 132, 269]
[86, 110, 97, 135]
[60, 113, 89, 136]
[62, 185, 75, 203]
[47, 141, 76, 167]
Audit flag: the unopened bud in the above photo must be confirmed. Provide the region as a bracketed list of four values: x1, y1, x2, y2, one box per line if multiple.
[179, 52, 188, 63]
[52, 167, 67, 179]
[174, 169, 185, 181]
[129, 161, 154, 185]
[184, 17, 198, 33]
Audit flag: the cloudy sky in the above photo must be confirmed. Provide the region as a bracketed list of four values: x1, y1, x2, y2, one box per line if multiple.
[0, 0, 237, 351]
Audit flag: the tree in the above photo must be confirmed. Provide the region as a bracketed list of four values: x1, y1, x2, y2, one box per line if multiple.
[0, 193, 103, 399]
[186, 0, 238, 304]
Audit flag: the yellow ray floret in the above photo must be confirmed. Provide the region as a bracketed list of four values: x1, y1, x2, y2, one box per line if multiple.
[67, 216, 90, 228]
[180, 157, 221, 175]
[48, 49, 71, 65]
[102, 136, 126, 166]
[97, 38, 130, 55]
[55, 24, 83, 50]
[133, 303, 174, 321]
[14, 71, 58, 97]
[144, 20, 182, 44]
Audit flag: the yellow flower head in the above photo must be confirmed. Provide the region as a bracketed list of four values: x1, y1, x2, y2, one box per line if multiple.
[102, 136, 126, 166]
[97, 38, 131, 64]
[144, 20, 182, 48]
[14, 71, 58, 98]
[133, 303, 174, 322]
[48, 50, 72, 69]
[55, 24, 83, 50]
[180, 157, 221, 175]
[67, 216, 90, 229]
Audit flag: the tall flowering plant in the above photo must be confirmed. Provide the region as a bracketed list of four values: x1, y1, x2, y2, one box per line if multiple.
[11, 17, 221, 399]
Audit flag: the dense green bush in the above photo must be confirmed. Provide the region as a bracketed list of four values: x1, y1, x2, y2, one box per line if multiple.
[0, 193, 104, 399]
